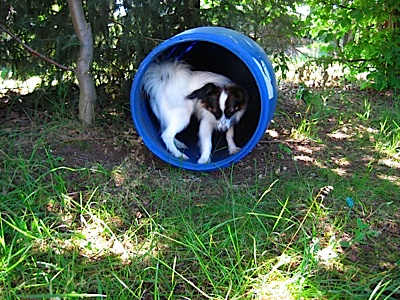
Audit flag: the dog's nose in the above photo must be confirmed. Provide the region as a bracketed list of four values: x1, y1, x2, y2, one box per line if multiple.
[218, 125, 229, 132]
[217, 116, 231, 132]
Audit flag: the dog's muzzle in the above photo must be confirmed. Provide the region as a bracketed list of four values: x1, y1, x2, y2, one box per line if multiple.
[217, 116, 231, 132]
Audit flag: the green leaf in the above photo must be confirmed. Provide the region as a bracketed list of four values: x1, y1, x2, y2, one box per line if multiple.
[278, 144, 293, 154]
[339, 240, 350, 248]
[1, 67, 10, 79]
[351, 10, 364, 22]
[356, 218, 369, 230]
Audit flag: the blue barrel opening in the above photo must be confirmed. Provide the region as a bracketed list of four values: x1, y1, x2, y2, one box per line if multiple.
[130, 27, 277, 171]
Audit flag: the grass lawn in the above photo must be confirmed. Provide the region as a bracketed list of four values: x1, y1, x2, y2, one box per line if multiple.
[0, 82, 399, 299]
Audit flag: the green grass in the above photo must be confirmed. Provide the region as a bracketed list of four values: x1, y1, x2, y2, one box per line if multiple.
[1, 86, 399, 299]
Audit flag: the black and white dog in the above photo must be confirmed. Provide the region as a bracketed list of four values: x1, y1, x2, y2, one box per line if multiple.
[142, 60, 248, 164]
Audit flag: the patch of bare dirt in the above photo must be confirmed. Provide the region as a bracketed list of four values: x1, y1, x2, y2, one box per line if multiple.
[2, 83, 398, 186]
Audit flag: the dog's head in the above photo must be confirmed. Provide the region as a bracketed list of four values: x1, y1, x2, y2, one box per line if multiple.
[187, 83, 248, 132]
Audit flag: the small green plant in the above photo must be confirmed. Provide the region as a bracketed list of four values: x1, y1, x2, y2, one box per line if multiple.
[277, 143, 293, 159]
[291, 117, 319, 140]
[356, 98, 372, 121]
[376, 118, 400, 155]
[340, 218, 380, 248]
[295, 84, 311, 101]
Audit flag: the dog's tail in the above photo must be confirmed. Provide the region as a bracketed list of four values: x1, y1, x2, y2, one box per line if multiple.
[142, 61, 191, 98]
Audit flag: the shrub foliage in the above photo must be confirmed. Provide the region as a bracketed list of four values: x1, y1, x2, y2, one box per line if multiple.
[0, 1, 300, 96]
[1, 0, 398, 101]
[305, 0, 400, 90]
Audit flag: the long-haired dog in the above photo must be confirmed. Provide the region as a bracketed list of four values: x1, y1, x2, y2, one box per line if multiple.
[142, 60, 248, 164]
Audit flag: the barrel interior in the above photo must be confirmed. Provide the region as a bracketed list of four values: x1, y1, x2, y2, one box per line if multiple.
[141, 41, 262, 163]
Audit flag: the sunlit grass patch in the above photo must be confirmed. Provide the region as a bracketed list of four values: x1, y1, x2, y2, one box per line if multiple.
[376, 117, 400, 157]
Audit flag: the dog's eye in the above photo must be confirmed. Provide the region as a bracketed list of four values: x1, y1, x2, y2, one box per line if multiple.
[206, 106, 216, 114]
[225, 106, 239, 117]
[207, 107, 221, 119]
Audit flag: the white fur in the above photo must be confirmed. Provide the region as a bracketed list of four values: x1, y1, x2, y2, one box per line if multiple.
[141, 60, 245, 164]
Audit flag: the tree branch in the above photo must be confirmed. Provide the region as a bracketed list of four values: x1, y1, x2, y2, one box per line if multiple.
[0, 22, 74, 72]
[319, 1, 356, 11]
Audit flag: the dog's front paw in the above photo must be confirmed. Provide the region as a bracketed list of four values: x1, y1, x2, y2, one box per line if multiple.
[197, 156, 210, 164]
[228, 146, 241, 155]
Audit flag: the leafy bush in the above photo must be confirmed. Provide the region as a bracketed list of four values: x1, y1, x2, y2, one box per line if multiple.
[0, 0, 204, 98]
[305, 0, 400, 90]
[1, 0, 302, 101]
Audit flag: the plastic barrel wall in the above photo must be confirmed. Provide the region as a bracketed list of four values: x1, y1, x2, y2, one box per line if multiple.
[130, 27, 277, 171]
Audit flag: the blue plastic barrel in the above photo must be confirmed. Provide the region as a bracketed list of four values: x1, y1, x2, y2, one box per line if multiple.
[130, 27, 277, 171]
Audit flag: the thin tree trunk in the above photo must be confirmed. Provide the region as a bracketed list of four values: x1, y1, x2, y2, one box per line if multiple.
[68, 0, 97, 126]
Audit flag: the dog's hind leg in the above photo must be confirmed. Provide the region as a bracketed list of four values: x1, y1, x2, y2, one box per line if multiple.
[161, 131, 188, 160]
[174, 138, 188, 150]
[161, 115, 191, 160]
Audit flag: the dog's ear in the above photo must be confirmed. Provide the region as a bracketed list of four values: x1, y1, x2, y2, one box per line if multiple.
[188, 83, 222, 118]
[186, 83, 219, 100]
[225, 84, 249, 113]
[226, 85, 249, 104]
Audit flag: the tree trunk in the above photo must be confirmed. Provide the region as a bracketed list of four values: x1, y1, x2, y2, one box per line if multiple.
[68, 0, 97, 126]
